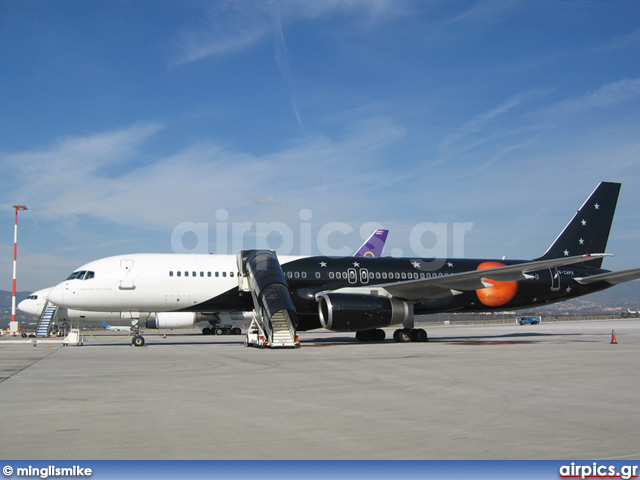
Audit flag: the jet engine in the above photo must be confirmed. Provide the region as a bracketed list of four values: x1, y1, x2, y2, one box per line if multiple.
[316, 293, 411, 331]
[145, 312, 197, 329]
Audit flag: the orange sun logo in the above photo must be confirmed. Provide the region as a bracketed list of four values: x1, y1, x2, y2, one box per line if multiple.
[475, 261, 518, 307]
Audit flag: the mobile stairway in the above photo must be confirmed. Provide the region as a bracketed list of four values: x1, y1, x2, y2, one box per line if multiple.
[237, 250, 299, 348]
[36, 301, 58, 338]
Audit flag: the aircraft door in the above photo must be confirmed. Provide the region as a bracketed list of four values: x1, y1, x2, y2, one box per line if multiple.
[348, 268, 358, 285]
[359, 268, 370, 284]
[549, 267, 560, 291]
[119, 259, 135, 290]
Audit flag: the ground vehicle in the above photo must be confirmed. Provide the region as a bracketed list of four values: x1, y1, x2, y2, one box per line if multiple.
[519, 316, 540, 325]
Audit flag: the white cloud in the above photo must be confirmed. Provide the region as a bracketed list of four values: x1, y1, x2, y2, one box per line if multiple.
[173, 0, 414, 65]
[541, 77, 640, 118]
[1, 117, 405, 233]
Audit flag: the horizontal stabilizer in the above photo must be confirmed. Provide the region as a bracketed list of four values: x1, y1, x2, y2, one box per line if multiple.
[574, 267, 640, 286]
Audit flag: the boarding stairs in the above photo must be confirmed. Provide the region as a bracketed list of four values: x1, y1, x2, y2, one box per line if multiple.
[36, 301, 58, 338]
[237, 250, 299, 348]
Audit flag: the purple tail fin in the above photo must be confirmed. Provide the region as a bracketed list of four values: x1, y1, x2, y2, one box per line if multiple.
[354, 229, 389, 257]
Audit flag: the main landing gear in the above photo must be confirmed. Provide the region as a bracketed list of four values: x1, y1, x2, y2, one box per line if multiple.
[355, 329, 386, 341]
[393, 328, 428, 343]
[355, 328, 428, 342]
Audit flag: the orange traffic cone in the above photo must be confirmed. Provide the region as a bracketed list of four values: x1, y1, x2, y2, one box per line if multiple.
[163, 333, 167, 339]
[610, 329, 618, 344]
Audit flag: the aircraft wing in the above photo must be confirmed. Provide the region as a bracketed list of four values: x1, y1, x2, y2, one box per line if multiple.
[574, 267, 640, 286]
[379, 254, 611, 302]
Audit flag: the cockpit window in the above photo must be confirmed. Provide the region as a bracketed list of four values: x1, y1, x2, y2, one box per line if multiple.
[65, 270, 95, 280]
[27, 295, 38, 300]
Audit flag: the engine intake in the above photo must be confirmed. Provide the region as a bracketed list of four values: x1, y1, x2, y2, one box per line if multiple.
[316, 293, 411, 331]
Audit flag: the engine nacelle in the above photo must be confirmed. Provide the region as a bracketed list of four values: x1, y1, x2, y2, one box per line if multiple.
[145, 312, 197, 329]
[316, 293, 412, 332]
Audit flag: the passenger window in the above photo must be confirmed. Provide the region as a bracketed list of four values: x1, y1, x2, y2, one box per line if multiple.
[177, 271, 182, 277]
[200, 272, 204, 277]
[185, 271, 189, 277]
[215, 272, 219, 277]
[208, 272, 212, 277]
[222, 272, 226, 277]
[169, 271, 174, 277]
[230, 272, 234, 277]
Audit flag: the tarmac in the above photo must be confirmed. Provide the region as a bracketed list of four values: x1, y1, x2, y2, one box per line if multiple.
[0, 319, 638, 460]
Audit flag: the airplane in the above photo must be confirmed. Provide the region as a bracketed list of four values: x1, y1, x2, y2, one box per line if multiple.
[102, 321, 131, 332]
[47, 182, 640, 348]
[19, 229, 389, 337]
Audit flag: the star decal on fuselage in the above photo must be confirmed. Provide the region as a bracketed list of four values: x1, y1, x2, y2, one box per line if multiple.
[353, 261, 360, 268]
[563, 249, 570, 256]
[447, 262, 454, 268]
[581, 219, 587, 226]
[319, 261, 327, 267]
[411, 260, 421, 269]
[594, 203, 600, 210]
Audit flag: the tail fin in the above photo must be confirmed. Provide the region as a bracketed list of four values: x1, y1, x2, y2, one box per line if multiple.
[535, 182, 620, 268]
[354, 229, 389, 257]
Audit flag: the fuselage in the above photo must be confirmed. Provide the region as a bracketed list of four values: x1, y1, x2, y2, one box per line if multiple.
[48, 253, 612, 331]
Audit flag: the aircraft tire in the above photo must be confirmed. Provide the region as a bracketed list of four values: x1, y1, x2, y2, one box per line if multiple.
[132, 335, 145, 347]
[411, 329, 428, 342]
[394, 329, 411, 343]
[374, 329, 386, 341]
[356, 330, 375, 341]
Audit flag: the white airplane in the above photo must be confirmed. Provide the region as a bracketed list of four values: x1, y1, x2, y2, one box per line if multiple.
[47, 183, 640, 348]
[19, 229, 389, 338]
[18, 288, 243, 334]
[102, 321, 131, 332]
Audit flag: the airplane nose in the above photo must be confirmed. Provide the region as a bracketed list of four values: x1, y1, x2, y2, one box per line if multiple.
[48, 284, 65, 306]
[17, 298, 34, 315]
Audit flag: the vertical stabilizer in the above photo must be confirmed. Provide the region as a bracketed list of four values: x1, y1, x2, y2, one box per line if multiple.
[535, 182, 620, 268]
[354, 229, 389, 257]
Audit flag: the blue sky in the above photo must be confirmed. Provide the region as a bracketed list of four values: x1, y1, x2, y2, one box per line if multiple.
[2, 0, 640, 291]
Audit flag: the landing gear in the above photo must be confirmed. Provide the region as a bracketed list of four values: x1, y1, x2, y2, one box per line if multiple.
[130, 318, 145, 347]
[202, 325, 243, 335]
[393, 328, 428, 343]
[355, 329, 386, 342]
